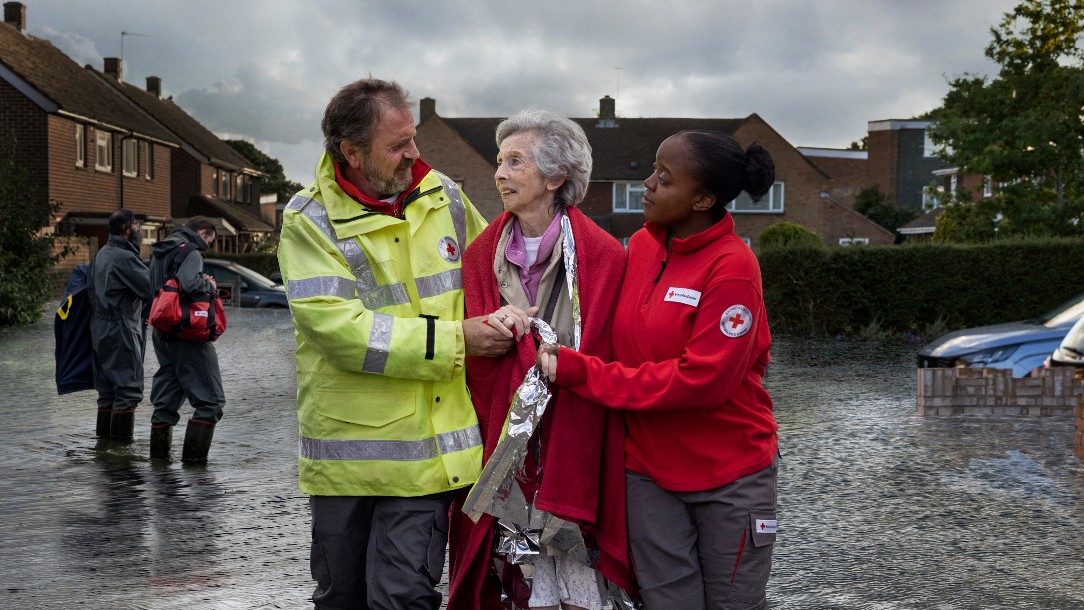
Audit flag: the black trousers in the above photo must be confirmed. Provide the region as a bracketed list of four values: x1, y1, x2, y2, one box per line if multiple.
[149, 331, 225, 425]
[309, 492, 452, 610]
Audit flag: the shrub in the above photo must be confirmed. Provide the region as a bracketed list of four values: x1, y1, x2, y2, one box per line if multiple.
[759, 222, 824, 250]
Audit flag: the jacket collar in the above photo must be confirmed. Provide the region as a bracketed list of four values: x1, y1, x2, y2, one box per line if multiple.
[644, 211, 735, 254]
[106, 233, 140, 255]
[314, 152, 445, 239]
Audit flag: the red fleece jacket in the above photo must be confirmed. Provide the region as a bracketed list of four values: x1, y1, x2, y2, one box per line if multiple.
[556, 214, 778, 492]
[447, 208, 637, 609]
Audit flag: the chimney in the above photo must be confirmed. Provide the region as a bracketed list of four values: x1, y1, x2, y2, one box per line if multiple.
[420, 97, 436, 123]
[104, 57, 123, 81]
[4, 2, 25, 32]
[596, 95, 618, 128]
[146, 76, 161, 98]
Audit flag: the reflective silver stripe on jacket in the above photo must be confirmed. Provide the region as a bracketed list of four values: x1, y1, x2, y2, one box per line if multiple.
[362, 312, 393, 374]
[287, 276, 356, 300]
[285, 195, 410, 310]
[415, 269, 462, 299]
[435, 172, 467, 249]
[299, 424, 482, 461]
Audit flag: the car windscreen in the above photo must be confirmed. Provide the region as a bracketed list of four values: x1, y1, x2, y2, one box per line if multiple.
[230, 263, 278, 289]
[1061, 317, 1084, 352]
[1040, 292, 1084, 327]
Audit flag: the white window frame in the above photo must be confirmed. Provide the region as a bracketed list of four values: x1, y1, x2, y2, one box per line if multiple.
[122, 138, 138, 177]
[75, 124, 85, 168]
[839, 237, 870, 247]
[727, 181, 784, 214]
[94, 130, 112, 172]
[142, 142, 154, 179]
[612, 181, 645, 213]
[949, 174, 958, 194]
[923, 131, 939, 157]
[983, 176, 992, 198]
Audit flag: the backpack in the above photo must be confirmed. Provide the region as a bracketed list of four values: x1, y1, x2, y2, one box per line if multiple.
[148, 243, 227, 342]
[54, 263, 95, 394]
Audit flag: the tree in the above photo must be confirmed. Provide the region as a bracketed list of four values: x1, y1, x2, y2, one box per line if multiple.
[853, 186, 920, 243]
[929, 0, 1084, 238]
[225, 140, 303, 203]
[0, 136, 64, 326]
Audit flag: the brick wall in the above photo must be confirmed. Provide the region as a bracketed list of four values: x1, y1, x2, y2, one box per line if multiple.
[416, 116, 504, 220]
[917, 367, 1084, 416]
[867, 129, 898, 205]
[0, 79, 48, 208]
[805, 155, 872, 205]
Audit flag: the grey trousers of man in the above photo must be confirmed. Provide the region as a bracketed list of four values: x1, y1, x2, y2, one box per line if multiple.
[149, 331, 225, 425]
[309, 492, 452, 610]
[626, 458, 779, 610]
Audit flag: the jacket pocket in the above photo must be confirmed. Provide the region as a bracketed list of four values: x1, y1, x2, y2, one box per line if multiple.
[313, 388, 416, 428]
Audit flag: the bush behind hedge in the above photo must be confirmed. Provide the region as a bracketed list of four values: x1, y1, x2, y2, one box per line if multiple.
[759, 238, 1084, 338]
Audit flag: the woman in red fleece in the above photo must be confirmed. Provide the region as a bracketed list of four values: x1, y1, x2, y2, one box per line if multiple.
[539, 131, 780, 610]
[447, 109, 635, 610]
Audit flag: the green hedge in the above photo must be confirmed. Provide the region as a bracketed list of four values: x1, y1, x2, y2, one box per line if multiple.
[759, 238, 1084, 338]
[205, 253, 280, 279]
[206, 240, 1084, 342]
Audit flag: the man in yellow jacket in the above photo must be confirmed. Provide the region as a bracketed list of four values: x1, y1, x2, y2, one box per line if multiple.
[278, 78, 513, 609]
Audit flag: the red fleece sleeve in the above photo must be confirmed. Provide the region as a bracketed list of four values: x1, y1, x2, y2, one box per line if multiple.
[555, 278, 763, 411]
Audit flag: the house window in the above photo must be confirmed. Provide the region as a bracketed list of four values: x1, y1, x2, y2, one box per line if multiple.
[983, 176, 992, 198]
[740, 236, 752, 247]
[236, 174, 245, 203]
[222, 171, 232, 199]
[142, 142, 154, 179]
[213, 169, 219, 195]
[122, 138, 138, 177]
[612, 181, 645, 213]
[75, 124, 85, 168]
[949, 174, 958, 194]
[839, 237, 870, 247]
[95, 130, 113, 172]
[728, 182, 784, 213]
[923, 131, 938, 157]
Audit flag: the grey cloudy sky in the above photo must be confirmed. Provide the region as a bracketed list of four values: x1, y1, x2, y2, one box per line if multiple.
[26, 0, 1019, 185]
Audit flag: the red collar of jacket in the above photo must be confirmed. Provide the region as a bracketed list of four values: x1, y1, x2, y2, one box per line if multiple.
[644, 210, 735, 253]
[333, 158, 432, 217]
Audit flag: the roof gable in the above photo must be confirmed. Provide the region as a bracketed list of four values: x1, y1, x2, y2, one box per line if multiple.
[0, 22, 174, 141]
[442, 116, 744, 181]
[99, 73, 256, 171]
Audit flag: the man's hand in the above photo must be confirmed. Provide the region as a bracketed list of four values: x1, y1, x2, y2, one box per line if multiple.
[463, 316, 516, 357]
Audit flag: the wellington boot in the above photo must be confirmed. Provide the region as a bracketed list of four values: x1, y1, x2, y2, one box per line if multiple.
[95, 409, 112, 438]
[181, 419, 215, 464]
[150, 425, 173, 460]
[109, 409, 136, 441]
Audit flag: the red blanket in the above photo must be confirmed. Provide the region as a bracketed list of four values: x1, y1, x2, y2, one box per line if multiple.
[447, 208, 637, 609]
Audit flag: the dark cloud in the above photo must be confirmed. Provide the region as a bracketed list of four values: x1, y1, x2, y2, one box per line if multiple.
[25, 0, 1020, 184]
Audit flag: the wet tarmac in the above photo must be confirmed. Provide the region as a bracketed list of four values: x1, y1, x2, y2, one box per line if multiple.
[1, 306, 1082, 609]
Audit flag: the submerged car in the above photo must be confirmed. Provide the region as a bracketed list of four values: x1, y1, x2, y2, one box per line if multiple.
[1047, 314, 1084, 369]
[917, 292, 1084, 377]
[202, 259, 288, 309]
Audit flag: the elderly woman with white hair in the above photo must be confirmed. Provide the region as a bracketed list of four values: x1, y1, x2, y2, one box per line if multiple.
[447, 109, 637, 610]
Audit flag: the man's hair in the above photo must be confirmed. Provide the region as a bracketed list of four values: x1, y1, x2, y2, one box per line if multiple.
[322, 77, 412, 162]
[108, 208, 136, 236]
[185, 216, 216, 236]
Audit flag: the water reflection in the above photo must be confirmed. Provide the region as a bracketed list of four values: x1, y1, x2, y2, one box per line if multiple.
[0, 314, 1080, 609]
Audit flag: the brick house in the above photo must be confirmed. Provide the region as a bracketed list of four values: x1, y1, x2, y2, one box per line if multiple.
[94, 65, 272, 253]
[0, 1, 179, 269]
[416, 95, 894, 249]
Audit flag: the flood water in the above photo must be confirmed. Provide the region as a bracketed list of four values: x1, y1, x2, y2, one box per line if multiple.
[1, 306, 1081, 609]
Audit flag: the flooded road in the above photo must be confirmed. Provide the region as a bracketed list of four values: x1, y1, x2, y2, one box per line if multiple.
[1, 307, 1082, 609]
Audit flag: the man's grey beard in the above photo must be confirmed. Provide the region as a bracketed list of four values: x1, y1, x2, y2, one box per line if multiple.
[366, 158, 413, 198]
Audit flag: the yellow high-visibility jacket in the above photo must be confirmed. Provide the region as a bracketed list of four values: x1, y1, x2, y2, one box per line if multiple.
[278, 153, 487, 497]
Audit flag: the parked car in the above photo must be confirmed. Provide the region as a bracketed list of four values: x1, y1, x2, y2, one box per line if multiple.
[917, 291, 1084, 377]
[1046, 314, 1084, 369]
[202, 259, 288, 309]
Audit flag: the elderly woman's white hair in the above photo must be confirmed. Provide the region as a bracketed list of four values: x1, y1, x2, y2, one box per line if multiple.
[495, 108, 592, 210]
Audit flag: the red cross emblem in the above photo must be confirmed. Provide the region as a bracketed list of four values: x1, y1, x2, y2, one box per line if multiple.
[437, 236, 461, 263]
[720, 304, 752, 338]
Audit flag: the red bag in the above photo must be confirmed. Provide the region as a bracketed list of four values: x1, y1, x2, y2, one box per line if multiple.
[148, 244, 227, 342]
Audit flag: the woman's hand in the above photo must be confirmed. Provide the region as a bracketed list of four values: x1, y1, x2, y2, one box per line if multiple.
[486, 305, 538, 341]
[537, 343, 560, 382]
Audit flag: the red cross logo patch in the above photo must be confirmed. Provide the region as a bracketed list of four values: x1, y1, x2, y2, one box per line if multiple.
[437, 236, 461, 263]
[720, 304, 753, 338]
